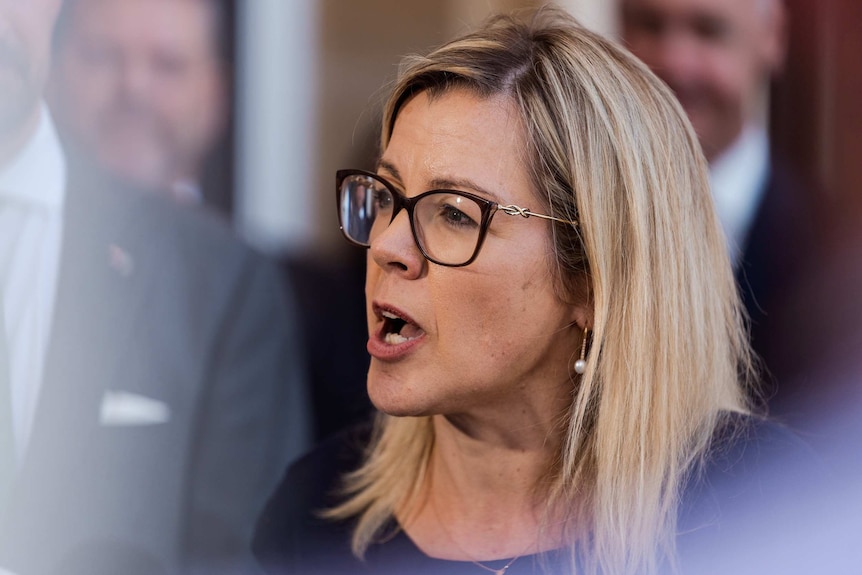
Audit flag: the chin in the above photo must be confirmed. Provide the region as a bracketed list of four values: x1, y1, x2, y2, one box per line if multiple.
[368, 385, 428, 418]
[371, 402, 426, 419]
[367, 364, 435, 418]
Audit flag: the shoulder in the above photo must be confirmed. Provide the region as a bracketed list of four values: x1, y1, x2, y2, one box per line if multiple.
[764, 155, 814, 199]
[684, 412, 822, 508]
[253, 424, 372, 574]
[130, 187, 254, 272]
[67, 175, 258, 270]
[753, 155, 819, 246]
[66, 177, 291, 312]
[678, 412, 829, 573]
[704, 411, 817, 472]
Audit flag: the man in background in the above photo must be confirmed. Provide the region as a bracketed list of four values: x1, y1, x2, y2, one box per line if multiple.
[49, 0, 375, 446]
[620, 0, 817, 389]
[47, 0, 229, 209]
[0, 1, 310, 573]
[622, 5, 861, 567]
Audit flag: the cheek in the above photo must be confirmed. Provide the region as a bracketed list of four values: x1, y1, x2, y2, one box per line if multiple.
[63, 59, 115, 109]
[701, 49, 753, 103]
[159, 81, 197, 114]
[193, 78, 227, 132]
[626, 35, 662, 68]
[434, 267, 547, 357]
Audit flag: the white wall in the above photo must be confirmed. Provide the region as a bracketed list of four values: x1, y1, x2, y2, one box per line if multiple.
[556, 0, 617, 37]
[235, 0, 319, 256]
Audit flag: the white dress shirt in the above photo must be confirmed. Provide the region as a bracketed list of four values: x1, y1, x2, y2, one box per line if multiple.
[0, 106, 66, 459]
[708, 126, 770, 267]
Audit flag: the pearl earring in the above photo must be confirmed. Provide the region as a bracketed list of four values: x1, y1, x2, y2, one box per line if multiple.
[574, 325, 589, 375]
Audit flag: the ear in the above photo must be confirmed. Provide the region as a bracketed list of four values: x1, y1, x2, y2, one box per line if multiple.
[759, 0, 788, 75]
[565, 275, 594, 330]
[570, 302, 594, 332]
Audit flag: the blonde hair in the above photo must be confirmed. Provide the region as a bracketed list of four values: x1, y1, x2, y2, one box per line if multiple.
[327, 7, 754, 574]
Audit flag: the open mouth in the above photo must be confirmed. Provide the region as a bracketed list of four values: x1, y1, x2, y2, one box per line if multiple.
[381, 309, 424, 344]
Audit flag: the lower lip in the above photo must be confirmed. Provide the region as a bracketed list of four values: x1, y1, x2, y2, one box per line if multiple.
[367, 331, 425, 361]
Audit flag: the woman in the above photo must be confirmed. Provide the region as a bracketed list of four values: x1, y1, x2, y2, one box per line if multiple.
[255, 7, 812, 575]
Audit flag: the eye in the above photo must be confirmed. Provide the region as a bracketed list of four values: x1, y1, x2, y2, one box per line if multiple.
[152, 51, 190, 80]
[372, 188, 393, 211]
[78, 41, 120, 69]
[692, 14, 732, 42]
[438, 202, 478, 229]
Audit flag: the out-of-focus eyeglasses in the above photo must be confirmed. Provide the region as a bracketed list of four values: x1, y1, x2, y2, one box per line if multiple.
[336, 169, 578, 267]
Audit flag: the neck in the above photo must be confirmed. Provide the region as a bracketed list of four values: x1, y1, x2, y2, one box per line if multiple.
[432, 410, 560, 493]
[0, 106, 40, 170]
[401, 411, 568, 562]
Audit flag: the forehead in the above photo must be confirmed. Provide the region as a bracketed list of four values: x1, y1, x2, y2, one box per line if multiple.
[624, 0, 762, 25]
[382, 89, 532, 196]
[66, 0, 217, 52]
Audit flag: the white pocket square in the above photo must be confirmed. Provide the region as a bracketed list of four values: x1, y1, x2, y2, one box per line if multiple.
[99, 391, 171, 426]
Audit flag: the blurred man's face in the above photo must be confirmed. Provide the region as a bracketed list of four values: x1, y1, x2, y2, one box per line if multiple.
[48, 0, 226, 188]
[0, 0, 62, 155]
[622, 0, 784, 161]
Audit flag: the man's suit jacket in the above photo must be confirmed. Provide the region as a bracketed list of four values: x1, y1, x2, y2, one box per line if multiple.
[283, 253, 372, 442]
[0, 175, 311, 575]
[735, 159, 818, 398]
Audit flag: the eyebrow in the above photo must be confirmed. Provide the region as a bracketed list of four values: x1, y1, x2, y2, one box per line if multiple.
[376, 159, 403, 185]
[376, 158, 503, 203]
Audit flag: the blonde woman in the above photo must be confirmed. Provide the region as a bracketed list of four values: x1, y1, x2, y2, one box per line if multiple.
[255, 7, 817, 575]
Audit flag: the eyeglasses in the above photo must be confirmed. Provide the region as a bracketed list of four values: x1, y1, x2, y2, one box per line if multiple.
[337, 169, 578, 267]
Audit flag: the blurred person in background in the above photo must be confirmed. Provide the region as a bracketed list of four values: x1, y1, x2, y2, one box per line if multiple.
[50, 0, 376, 443]
[47, 0, 229, 209]
[284, 248, 372, 443]
[621, 3, 861, 567]
[0, 1, 310, 573]
[620, 0, 820, 396]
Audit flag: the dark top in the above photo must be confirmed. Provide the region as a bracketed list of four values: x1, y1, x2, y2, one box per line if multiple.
[253, 414, 826, 575]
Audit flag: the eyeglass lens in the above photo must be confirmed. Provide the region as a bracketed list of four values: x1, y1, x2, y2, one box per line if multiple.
[339, 173, 486, 266]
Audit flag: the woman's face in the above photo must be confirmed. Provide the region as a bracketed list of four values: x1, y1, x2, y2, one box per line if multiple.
[365, 88, 585, 419]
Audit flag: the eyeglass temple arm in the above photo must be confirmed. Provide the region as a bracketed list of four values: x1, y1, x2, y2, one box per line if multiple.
[498, 204, 578, 227]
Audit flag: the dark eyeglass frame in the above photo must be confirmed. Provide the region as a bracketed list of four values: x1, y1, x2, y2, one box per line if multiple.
[336, 168, 578, 267]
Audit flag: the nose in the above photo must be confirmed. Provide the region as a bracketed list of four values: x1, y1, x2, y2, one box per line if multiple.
[118, 57, 154, 99]
[649, 30, 706, 91]
[368, 209, 426, 279]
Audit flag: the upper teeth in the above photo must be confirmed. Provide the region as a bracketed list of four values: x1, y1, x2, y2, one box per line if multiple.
[382, 310, 400, 320]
